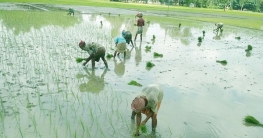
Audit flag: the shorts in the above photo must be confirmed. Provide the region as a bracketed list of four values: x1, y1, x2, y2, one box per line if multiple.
[136, 26, 143, 34]
[115, 42, 127, 53]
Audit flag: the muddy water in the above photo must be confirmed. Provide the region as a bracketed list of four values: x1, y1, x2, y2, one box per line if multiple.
[0, 3, 263, 138]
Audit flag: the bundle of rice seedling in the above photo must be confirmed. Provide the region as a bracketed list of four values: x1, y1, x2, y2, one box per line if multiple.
[128, 80, 142, 87]
[76, 58, 86, 63]
[145, 46, 151, 52]
[243, 115, 263, 127]
[235, 36, 241, 40]
[216, 60, 227, 65]
[245, 45, 253, 52]
[146, 62, 155, 68]
[198, 37, 203, 43]
[106, 53, 113, 58]
[139, 125, 147, 133]
[153, 52, 163, 57]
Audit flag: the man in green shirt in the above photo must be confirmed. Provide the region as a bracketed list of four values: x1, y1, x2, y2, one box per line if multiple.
[131, 84, 164, 136]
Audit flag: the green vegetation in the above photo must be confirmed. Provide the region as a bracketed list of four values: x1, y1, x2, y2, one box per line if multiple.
[244, 115, 263, 127]
[198, 37, 203, 42]
[145, 46, 151, 52]
[179, 23, 181, 28]
[153, 52, 163, 57]
[139, 125, 147, 133]
[146, 62, 155, 68]
[235, 36, 241, 40]
[128, 80, 142, 87]
[76, 57, 86, 63]
[216, 60, 227, 65]
[106, 53, 113, 58]
[245, 45, 253, 52]
[152, 35, 156, 40]
[202, 30, 205, 36]
[220, 29, 224, 33]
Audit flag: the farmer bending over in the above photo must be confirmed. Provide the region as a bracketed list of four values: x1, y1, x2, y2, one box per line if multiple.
[122, 30, 134, 47]
[67, 8, 74, 16]
[114, 35, 127, 59]
[214, 23, 223, 33]
[131, 84, 164, 136]
[78, 41, 108, 69]
[134, 12, 145, 42]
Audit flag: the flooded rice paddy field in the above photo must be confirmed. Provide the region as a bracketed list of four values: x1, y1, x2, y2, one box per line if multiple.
[0, 3, 263, 138]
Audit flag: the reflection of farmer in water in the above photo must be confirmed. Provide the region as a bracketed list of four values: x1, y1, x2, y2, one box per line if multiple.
[67, 8, 74, 16]
[135, 41, 142, 66]
[78, 68, 107, 93]
[213, 32, 222, 40]
[131, 84, 164, 136]
[114, 59, 125, 77]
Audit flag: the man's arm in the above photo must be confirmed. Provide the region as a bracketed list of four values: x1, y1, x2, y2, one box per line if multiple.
[135, 112, 142, 136]
[83, 54, 93, 66]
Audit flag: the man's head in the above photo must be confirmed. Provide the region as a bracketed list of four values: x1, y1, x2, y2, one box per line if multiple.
[79, 40, 86, 49]
[131, 97, 145, 113]
[136, 12, 143, 18]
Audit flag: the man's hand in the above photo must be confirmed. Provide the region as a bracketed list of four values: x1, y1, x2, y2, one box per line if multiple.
[134, 130, 140, 136]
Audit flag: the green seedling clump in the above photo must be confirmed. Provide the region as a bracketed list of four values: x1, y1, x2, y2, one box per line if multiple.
[216, 60, 227, 65]
[243, 115, 263, 127]
[147, 21, 150, 24]
[220, 29, 223, 33]
[145, 46, 151, 51]
[202, 30, 205, 35]
[245, 45, 253, 52]
[198, 37, 202, 42]
[235, 36, 241, 40]
[106, 53, 113, 58]
[134, 23, 137, 26]
[179, 23, 181, 28]
[152, 35, 156, 40]
[153, 52, 163, 57]
[146, 62, 155, 68]
[139, 125, 148, 133]
[76, 57, 86, 63]
[128, 80, 142, 87]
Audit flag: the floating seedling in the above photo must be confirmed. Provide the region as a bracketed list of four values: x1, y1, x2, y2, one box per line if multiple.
[106, 53, 113, 58]
[198, 37, 203, 43]
[76, 57, 86, 63]
[128, 80, 142, 87]
[152, 35, 156, 40]
[139, 125, 147, 133]
[202, 30, 205, 36]
[146, 21, 150, 24]
[134, 23, 137, 26]
[179, 23, 181, 28]
[145, 46, 151, 52]
[245, 45, 253, 52]
[216, 60, 227, 65]
[243, 115, 263, 127]
[146, 62, 155, 68]
[153, 52, 163, 57]
[235, 36, 241, 40]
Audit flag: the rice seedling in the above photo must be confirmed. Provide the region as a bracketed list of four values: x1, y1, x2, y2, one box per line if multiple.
[146, 21, 150, 24]
[75, 57, 86, 63]
[106, 53, 113, 58]
[153, 52, 163, 57]
[128, 80, 142, 87]
[243, 115, 263, 127]
[245, 45, 253, 52]
[146, 61, 155, 68]
[145, 46, 151, 52]
[152, 35, 156, 40]
[134, 23, 137, 26]
[198, 36, 203, 43]
[216, 60, 227, 65]
[235, 36, 241, 40]
[202, 30, 205, 36]
[179, 23, 181, 28]
[139, 125, 147, 133]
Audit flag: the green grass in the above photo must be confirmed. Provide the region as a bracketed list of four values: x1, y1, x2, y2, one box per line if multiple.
[1, 0, 263, 29]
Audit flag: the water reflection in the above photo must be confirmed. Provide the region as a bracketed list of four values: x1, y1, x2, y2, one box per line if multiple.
[135, 41, 142, 66]
[213, 32, 222, 40]
[114, 58, 125, 77]
[78, 68, 107, 93]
